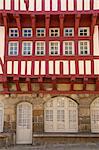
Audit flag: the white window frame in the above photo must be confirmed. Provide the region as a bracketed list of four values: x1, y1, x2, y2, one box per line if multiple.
[64, 28, 74, 37]
[0, 102, 4, 133]
[49, 28, 60, 37]
[9, 28, 19, 37]
[8, 41, 19, 56]
[36, 28, 45, 37]
[91, 98, 99, 133]
[22, 41, 32, 56]
[78, 40, 90, 55]
[78, 27, 90, 36]
[49, 41, 60, 55]
[63, 41, 75, 55]
[44, 97, 78, 133]
[22, 28, 32, 37]
[35, 41, 45, 56]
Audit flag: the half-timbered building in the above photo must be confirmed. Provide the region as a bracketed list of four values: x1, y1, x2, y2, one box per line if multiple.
[0, 0, 99, 145]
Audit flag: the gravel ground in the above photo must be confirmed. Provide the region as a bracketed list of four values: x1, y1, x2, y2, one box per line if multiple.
[1, 143, 99, 150]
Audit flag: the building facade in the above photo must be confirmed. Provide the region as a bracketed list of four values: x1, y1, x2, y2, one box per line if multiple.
[0, 0, 99, 145]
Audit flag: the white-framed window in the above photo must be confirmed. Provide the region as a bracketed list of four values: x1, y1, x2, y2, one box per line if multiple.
[49, 41, 60, 55]
[64, 28, 74, 37]
[35, 41, 45, 55]
[9, 28, 19, 37]
[44, 97, 78, 132]
[78, 40, 90, 55]
[0, 102, 4, 133]
[8, 41, 19, 56]
[45, 110, 53, 121]
[36, 28, 45, 37]
[78, 27, 90, 36]
[49, 28, 60, 37]
[91, 98, 99, 133]
[22, 41, 32, 56]
[22, 28, 32, 37]
[63, 41, 74, 55]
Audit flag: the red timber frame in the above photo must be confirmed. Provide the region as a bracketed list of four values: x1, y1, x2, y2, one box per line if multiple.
[0, 0, 99, 94]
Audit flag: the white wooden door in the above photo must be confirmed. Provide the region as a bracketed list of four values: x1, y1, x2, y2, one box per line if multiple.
[16, 102, 32, 144]
[44, 97, 78, 132]
[0, 103, 4, 133]
[91, 98, 99, 133]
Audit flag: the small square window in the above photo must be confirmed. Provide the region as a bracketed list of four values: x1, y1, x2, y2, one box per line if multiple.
[64, 28, 74, 37]
[36, 28, 45, 37]
[22, 28, 32, 37]
[9, 28, 19, 37]
[49, 28, 60, 37]
[79, 27, 90, 36]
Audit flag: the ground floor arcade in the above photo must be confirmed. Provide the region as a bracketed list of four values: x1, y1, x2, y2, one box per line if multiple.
[0, 93, 99, 145]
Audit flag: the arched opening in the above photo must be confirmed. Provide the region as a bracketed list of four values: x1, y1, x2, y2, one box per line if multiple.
[16, 102, 32, 144]
[0, 102, 4, 133]
[91, 98, 99, 133]
[44, 97, 78, 132]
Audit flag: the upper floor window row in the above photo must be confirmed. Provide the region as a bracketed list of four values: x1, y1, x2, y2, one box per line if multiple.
[9, 27, 90, 37]
[8, 41, 90, 56]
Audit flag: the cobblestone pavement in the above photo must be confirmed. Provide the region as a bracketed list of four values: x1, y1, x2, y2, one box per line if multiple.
[1, 143, 99, 150]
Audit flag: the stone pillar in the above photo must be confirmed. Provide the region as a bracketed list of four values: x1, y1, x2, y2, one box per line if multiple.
[78, 104, 91, 133]
[33, 109, 44, 133]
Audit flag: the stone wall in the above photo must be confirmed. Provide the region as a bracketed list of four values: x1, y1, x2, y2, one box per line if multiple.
[0, 93, 98, 133]
[0, 91, 99, 145]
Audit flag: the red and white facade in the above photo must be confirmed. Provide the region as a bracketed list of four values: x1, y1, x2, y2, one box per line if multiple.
[0, 0, 99, 145]
[0, 0, 98, 94]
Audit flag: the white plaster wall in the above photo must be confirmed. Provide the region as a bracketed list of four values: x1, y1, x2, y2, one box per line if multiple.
[49, 61, 54, 74]
[68, 0, 74, 11]
[85, 60, 91, 75]
[41, 61, 45, 75]
[84, 0, 90, 10]
[52, 0, 58, 11]
[77, 0, 82, 11]
[79, 61, 84, 74]
[45, 0, 50, 11]
[5, 0, 11, 10]
[7, 61, 12, 74]
[20, 0, 26, 10]
[13, 61, 18, 75]
[94, 0, 99, 10]
[21, 61, 25, 75]
[94, 60, 99, 75]
[93, 26, 99, 56]
[55, 61, 60, 74]
[61, 0, 66, 11]
[34, 61, 39, 75]
[63, 61, 69, 75]
[0, 0, 3, 9]
[14, 0, 19, 10]
[29, 0, 34, 11]
[70, 61, 75, 74]
[0, 65, 3, 74]
[27, 61, 32, 75]
[36, 0, 42, 11]
[0, 26, 5, 63]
